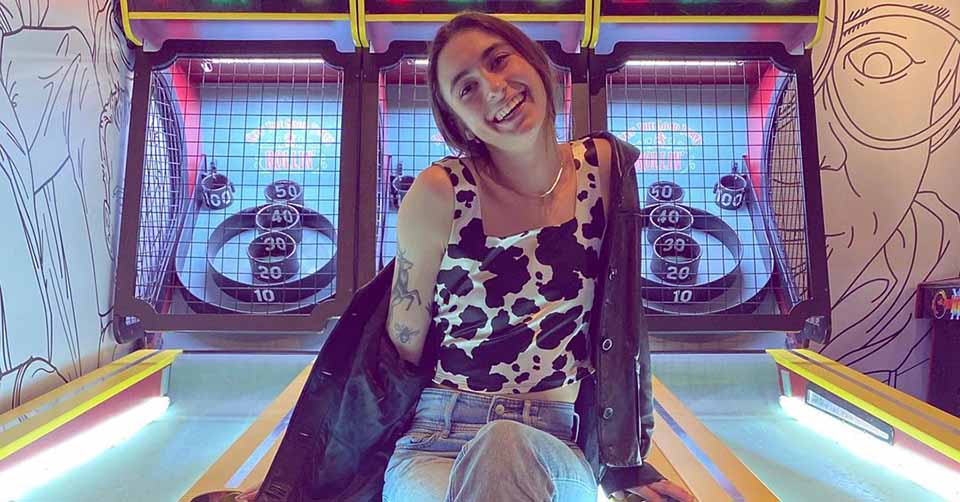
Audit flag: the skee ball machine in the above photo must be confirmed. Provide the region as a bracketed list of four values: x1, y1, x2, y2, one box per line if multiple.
[113, 0, 363, 338]
[99, 0, 960, 501]
[588, 1, 958, 500]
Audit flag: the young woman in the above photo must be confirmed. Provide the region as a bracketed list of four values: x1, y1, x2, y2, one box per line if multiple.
[381, 12, 694, 502]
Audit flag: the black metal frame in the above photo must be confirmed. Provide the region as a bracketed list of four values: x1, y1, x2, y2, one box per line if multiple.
[355, 41, 590, 285]
[114, 39, 830, 341]
[127, 0, 352, 13]
[134, 72, 189, 311]
[601, 0, 820, 17]
[114, 40, 363, 340]
[364, 0, 582, 15]
[588, 42, 830, 336]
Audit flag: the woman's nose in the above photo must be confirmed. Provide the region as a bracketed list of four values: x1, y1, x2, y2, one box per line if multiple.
[483, 74, 507, 101]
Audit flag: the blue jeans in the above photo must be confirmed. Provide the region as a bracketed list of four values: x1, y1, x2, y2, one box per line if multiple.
[382, 387, 598, 502]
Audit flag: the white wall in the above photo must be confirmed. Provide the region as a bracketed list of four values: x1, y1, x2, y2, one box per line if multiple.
[0, 0, 133, 413]
[812, 0, 960, 398]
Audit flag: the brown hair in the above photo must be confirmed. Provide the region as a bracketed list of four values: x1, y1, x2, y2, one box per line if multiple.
[427, 12, 558, 165]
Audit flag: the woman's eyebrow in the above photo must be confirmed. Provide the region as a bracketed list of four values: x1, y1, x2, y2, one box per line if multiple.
[449, 42, 510, 93]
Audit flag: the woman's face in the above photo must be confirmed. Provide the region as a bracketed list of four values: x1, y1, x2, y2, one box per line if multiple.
[436, 28, 550, 151]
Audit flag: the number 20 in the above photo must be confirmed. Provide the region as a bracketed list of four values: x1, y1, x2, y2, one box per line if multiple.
[666, 265, 690, 281]
[258, 265, 283, 280]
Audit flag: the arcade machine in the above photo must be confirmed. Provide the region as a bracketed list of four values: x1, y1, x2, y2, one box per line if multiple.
[356, 1, 590, 276]
[588, 0, 959, 499]
[917, 278, 960, 417]
[7, 0, 366, 500]
[3, 0, 959, 500]
[113, 0, 360, 329]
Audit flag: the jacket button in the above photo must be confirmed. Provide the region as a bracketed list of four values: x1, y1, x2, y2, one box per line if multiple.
[608, 268, 617, 281]
[601, 338, 613, 351]
[602, 407, 614, 419]
[494, 403, 506, 415]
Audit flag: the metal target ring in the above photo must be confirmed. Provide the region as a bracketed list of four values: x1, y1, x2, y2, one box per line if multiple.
[639, 204, 743, 305]
[205, 205, 337, 305]
[646, 203, 694, 246]
[651, 232, 701, 284]
[713, 173, 748, 210]
[645, 180, 684, 206]
[200, 172, 236, 210]
[256, 203, 303, 243]
[247, 231, 299, 284]
[265, 179, 304, 206]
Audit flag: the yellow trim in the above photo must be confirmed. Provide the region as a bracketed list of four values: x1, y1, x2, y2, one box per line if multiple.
[118, 0, 143, 47]
[0, 350, 159, 427]
[355, 0, 368, 48]
[0, 350, 181, 463]
[789, 350, 960, 429]
[349, 0, 361, 48]
[649, 410, 732, 501]
[643, 440, 688, 494]
[652, 376, 779, 502]
[600, 15, 818, 24]
[768, 349, 960, 464]
[128, 11, 350, 21]
[588, 0, 603, 48]
[364, 13, 583, 22]
[806, 0, 827, 49]
[580, 0, 593, 49]
[244, 434, 284, 492]
[180, 362, 313, 501]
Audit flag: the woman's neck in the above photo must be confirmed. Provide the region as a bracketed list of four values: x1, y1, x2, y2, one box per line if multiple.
[483, 131, 564, 196]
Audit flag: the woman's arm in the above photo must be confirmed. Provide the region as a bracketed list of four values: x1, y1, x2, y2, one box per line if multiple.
[386, 163, 454, 366]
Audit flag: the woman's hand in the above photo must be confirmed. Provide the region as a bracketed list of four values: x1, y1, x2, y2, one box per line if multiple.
[235, 483, 261, 501]
[610, 478, 696, 502]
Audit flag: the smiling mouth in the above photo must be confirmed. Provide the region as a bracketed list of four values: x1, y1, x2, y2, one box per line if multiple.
[492, 93, 526, 123]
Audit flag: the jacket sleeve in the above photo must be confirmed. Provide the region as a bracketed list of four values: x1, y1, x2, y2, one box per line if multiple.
[597, 132, 665, 495]
[601, 464, 666, 495]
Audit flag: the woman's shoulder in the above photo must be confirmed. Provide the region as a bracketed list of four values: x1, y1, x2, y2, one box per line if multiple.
[397, 161, 456, 240]
[410, 159, 457, 202]
[572, 133, 614, 176]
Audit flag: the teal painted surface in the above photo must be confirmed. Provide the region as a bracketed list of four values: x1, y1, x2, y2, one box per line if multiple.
[652, 352, 942, 502]
[21, 352, 314, 502]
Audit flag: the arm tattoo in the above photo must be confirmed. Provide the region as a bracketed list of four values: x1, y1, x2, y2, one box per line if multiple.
[393, 322, 419, 344]
[391, 249, 423, 311]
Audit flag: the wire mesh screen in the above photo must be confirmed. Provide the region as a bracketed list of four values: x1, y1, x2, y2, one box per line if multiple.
[376, 57, 573, 268]
[606, 59, 808, 317]
[764, 76, 809, 308]
[136, 57, 343, 315]
[135, 73, 187, 308]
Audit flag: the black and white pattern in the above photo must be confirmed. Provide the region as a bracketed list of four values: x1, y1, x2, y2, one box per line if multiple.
[431, 137, 606, 394]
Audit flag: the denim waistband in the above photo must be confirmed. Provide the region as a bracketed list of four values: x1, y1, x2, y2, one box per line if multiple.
[411, 387, 580, 443]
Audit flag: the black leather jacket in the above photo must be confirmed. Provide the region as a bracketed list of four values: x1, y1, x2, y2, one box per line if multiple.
[259, 132, 657, 502]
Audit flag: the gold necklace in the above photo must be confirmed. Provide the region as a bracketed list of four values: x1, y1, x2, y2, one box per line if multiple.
[486, 147, 567, 199]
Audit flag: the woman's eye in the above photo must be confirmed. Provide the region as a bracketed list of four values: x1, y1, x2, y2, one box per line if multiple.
[492, 53, 509, 68]
[844, 40, 917, 81]
[459, 84, 473, 97]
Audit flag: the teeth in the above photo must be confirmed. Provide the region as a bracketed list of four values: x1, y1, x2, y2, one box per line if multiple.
[495, 94, 524, 122]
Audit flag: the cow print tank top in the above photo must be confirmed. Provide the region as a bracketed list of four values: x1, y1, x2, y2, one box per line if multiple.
[430, 137, 606, 395]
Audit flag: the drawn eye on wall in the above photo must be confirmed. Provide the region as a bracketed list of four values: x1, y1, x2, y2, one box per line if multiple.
[843, 37, 921, 83]
[820, 4, 960, 150]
